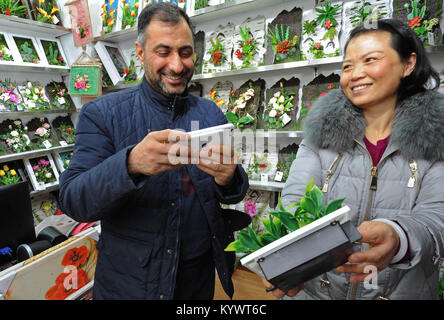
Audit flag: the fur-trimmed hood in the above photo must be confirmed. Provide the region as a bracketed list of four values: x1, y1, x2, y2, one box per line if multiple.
[303, 89, 444, 162]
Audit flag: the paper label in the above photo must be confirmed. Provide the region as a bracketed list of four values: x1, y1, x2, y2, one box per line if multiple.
[58, 97, 66, 105]
[42, 140, 52, 149]
[59, 141, 68, 146]
[52, 15, 60, 25]
[260, 173, 268, 183]
[274, 171, 284, 182]
[428, 32, 435, 45]
[280, 113, 291, 126]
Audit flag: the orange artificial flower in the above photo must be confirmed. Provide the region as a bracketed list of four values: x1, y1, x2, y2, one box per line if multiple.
[61, 246, 89, 268]
[45, 269, 89, 300]
[130, 10, 135, 17]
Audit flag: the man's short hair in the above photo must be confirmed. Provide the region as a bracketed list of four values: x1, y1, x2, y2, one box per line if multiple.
[137, 2, 194, 46]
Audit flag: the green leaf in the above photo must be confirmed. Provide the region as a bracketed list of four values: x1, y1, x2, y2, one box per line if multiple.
[278, 194, 285, 211]
[279, 211, 300, 231]
[305, 178, 314, 196]
[310, 185, 324, 211]
[300, 196, 316, 215]
[248, 226, 263, 248]
[224, 240, 245, 252]
[238, 230, 261, 251]
[324, 198, 345, 215]
[225, 112, 238, 124]
[260, 233, 277, 245]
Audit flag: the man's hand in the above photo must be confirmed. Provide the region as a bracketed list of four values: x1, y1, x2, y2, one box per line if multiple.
[127, 129, 191, 176]
[197, 144, 238, 186]
[335, 221, 400, 283]
[261, 279, 305, 299]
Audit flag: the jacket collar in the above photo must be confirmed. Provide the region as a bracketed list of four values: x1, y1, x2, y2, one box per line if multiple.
[140, 76, 190, 115]
[303, 88, 444, 162]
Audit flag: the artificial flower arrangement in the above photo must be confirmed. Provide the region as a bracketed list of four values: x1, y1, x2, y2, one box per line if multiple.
[29, 156, 57, 186]
[0, 119, 32, 153]
[235, 26, 259, 69]
[348, 0, 388, 27]
[225, 86, 255, 128]
[0, 81, 24, 112]
[316, 2, 341, 41]
[207, 36, 227, 67]
[34, 0, 61, 25]
[120, 0, 139, 29]
[0, 163, 21, 185]
[263, 86, 296, 129]
[276, 152, 296, 183]
[76, 25, 90, 39]
[225, 179, 345, 256]
[28, 117, 58, 150]
[73, 73, 92, 92]
[45, 81, 75, 110]
[14, 37, 40, 64]
[19, 81, 51, 110]
[404, 0, 439, 45]
[0, 34, 14, 62]
[246, 153, 271, 180]
[123, 59, 141, 84]
[40, 40, 65, 66]
[51, 115, 76, 145]
[309, 41, 325, 59]
[101, 0, 117, 35]
[0, 0, 28, 18]
[267, 24, 299, 62]
[194, 0, 209, 10]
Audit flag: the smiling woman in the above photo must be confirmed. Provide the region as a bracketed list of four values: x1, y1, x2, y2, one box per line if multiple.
[277, 19, 444, 300]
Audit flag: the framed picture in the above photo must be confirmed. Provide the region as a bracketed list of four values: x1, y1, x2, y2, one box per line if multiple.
[0, 32, 20, 64]
[69, 64, 102, 97]
[37, 37, 68, 68]
[24, 153, 60, 191]
[100, 0, 119, 35]
[66, 0, 94, 46]
[27, 0, 63, 25]
[94, 41, 129, 85]
[116, 0, 143, 31]
[10, 34, 46, 65]
[53, 150, 74, 173]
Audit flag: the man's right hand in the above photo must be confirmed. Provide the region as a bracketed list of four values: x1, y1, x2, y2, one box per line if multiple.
[127, 129, 192, 176]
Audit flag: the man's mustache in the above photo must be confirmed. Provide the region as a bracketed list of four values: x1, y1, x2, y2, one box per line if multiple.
[160, 69, 190, 77]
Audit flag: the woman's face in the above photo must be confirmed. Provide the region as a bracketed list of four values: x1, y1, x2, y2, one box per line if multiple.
[340, 31, 415, 110]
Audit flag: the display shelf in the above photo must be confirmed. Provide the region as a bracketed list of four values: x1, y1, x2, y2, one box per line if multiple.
[93, 26, 138, 43]
[102, 82, 142, 93]
[0, 14, 71, 37]
[30, 183, 60, 196]
[425, 45, 444, 54]
[248, 180, 285, 192]
[0, 144, 74, 163]
[0, 62, 70, 74]
[190, 0, 291, 24]
[192, 56, 344, 81]
[0, 109, 75, 118]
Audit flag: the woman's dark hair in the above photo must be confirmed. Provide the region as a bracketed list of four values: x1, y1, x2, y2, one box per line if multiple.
[137, 2, 194, 46]
[343, 19, 440, 101]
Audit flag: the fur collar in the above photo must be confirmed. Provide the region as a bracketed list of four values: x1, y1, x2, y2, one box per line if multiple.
[303, 89, 444, 162]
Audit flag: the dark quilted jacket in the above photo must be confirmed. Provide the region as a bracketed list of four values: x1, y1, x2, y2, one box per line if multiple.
[59, 78, 249, 300]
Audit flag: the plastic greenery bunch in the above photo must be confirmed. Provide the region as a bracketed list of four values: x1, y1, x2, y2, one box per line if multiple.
[36, 0, 60, 24]
[264, 86, 295, 129]
[303, 19, 317, 36]
[101, 0, 117, 34]
[0, 120, 32, 153]
[22, 81, 50, 110]
[18, 40, 39, 64]
[57, 124, 75, 144]
[276, 152, 296, 183]
[267, 24, 298, 61]
[235, 26, 258, 69]
[121, 0, 139, 29]
[45, 42, 65, 66]
[33, 119, 52, 149]
[0, 87, 22, 111]
[316, 1, 341, 40]
[208, 88, 226, 110]
[225, 179, 345, 256]
[225, 86, 255, 128]
[32, 158, 56, 184]
[0, 0, 28, 17]
[74, 74, 91, 92]
[0, 164, 20, 185]
[405, 0, 439, 43]
[207, 37, 227, 66]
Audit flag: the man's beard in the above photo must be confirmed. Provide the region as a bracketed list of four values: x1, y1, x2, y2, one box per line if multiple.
[146, 66, 193, 99]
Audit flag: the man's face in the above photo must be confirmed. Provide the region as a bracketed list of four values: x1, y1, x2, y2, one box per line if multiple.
[135, 18, 194, 98]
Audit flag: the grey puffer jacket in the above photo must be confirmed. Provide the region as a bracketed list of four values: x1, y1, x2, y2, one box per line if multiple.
[282, 89, 444, 300]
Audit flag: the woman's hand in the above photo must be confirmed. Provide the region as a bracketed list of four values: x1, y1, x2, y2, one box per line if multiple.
[261, 279, 305, 298]
[335, 221, 400, 282]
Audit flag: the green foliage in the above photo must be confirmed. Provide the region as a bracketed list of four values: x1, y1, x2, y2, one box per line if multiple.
[225, 179, 345, 255]
[0, 0, 28, 18]
[315, 1, 341, 26]
[303, 19, 317, 35]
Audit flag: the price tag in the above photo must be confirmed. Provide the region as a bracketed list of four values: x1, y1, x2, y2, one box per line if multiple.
[42, 140, 52, 149]
[27, 102, 36, 109]
[59, 141, 68, 146]
[274, 171, 284, 182]
[58, 97, 66, 105]
[280, 113, 291, 126]
[260, 173, 268, 183]
[427, 32, 435, 45]
[52, 15, 59, 24]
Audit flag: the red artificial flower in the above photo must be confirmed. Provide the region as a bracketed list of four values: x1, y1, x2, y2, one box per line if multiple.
[313, 42, 322, 50]
[62, 246, 90, 268]
[259, 164, 267, 169]
[45, 269, 89, 300]
[408, 16, 422, 29]
[123, 68, 130, 75]
[66, 128, 73, 134]
[210, 50, 222, 65]
[308, 105, 312, 110]
[246, 38, 253, 45]
[57, 56, 64, 63]
[328, 83, 333, 89]
[325, 20, 333, 29]
[55, 209, 63, 215]
[276, 40, 290, 54]
[4, 9, 11, 15]
[235, 49, 243, 59]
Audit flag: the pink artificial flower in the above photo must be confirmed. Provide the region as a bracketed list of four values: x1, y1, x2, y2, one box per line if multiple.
[80, 81, 86, 89]
[33, 165, 40, 171]
[74, 82, 82, 89]
[35, 127, 47, 137]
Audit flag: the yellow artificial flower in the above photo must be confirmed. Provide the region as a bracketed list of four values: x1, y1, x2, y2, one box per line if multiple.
[130, 10, 135, 17]
[107, 18, 115, 26]
[135, 2, 139, 8]
[109, 0, 115, 7]
[39, 0, 44, 6]
[50, 6, 59, 15]
[125, 3, 129, 9]
[216, 99, 225, 108]
[10, 169, 16, 176]
[3, 165, 9, 171]
[109, 9, 116, 16]
[0, 170, 5, 176]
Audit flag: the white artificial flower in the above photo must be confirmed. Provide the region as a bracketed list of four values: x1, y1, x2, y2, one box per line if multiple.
[13, 144, 18, 149]
[244, 94, 252, 101]
[10, 130, 18, 137]
[33, 94, 38, 100]
[34, 88, 39, 94]
[45, 173, 52, 179]
[27, 82, 32, 88]
[277, 105, 284, 112]
[274, 92, 281, 98]
[237, 100, 247, 109]
[272, 102, 280, 110]
[247, 88, 254, 96]
[269, 97, 277, 105]
[23, 135, 30, 145]
[14, 120, 21, 126]
[35, 127, 47, 136]
[269, 109, 277, 118]
[8, 125, 11, 130]
[25, 88, 31, 95]
[24, 126, 28, 130]
[279, 95, 285, 103]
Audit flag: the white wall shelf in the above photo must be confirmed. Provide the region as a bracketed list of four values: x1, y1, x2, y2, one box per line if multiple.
[248, 180, 285, 192]
[0, 62, 69, 74]
[0, 109, 75, 118]
[0, 15, 71, 38]
[0, 144, 74, 163]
